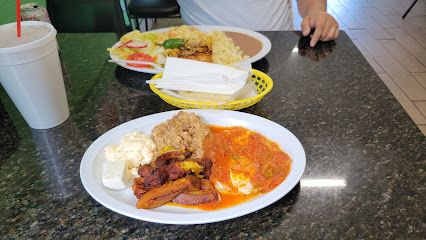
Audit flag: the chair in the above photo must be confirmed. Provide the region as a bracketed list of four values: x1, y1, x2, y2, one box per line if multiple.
[126, 0, 180, 31]
[402, 0, 418, 19]
[47, 0, 132, 33]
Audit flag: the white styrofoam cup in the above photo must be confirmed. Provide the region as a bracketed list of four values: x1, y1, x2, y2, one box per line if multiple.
[0, 21, 69, 129]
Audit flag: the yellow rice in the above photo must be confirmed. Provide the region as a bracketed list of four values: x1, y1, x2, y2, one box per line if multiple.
[208, 30, 249, 65]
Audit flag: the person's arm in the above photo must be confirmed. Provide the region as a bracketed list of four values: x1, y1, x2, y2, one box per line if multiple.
[296, 0, 339, 47]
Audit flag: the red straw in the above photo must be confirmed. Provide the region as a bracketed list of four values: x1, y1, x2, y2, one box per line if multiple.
[17, 0, 21, 37]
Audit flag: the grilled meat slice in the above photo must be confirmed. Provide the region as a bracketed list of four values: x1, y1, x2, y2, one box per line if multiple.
[172, 179, 219, 205]
[136, 175, 201, 209]
[165, 46, 213, 63]
[179, 51, 212, 63]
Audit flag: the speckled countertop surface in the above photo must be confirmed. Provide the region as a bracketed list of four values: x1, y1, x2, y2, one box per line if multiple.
[0, 31, 424, 239]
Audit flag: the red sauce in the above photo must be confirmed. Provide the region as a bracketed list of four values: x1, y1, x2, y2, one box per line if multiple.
[185, 125, 292, 210]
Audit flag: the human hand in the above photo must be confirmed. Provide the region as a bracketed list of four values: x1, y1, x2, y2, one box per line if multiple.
[301, 11, 339, 47]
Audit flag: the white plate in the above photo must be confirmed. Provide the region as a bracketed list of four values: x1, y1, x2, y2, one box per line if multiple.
[109, 25, 272, 74]
[80, 109, 305, 224]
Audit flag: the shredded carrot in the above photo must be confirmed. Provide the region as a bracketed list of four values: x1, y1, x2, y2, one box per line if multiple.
[152, 54, 158, 62]
[120, 50, 129, 59]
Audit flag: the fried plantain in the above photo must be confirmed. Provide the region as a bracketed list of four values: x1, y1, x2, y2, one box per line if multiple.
[136, 175, 201, 209]
[172, 179, 219, 205]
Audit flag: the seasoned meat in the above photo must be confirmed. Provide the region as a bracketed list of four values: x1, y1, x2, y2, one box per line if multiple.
[136, 175, 201, 209]
[155, 148, 192, 166]
[178, 51, 213, 63]
[138, 165, 166, 187]
[132, 177, 155, 199]
[190, 157, 213, 179]
[172, 179, 219, 205]
[164, 157, 213, 181]
[165, 46, 213, 63]
[134, 156, 214, 200]
[165, 161, 191, 181]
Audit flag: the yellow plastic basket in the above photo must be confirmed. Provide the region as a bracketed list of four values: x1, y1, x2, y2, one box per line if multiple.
[149, 69, 273, 110]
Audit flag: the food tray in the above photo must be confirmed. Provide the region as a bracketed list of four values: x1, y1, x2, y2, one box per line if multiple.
[149, 69, 273, 110]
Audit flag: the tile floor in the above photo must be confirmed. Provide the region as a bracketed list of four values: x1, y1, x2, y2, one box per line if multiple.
[150, 0, 426, 136]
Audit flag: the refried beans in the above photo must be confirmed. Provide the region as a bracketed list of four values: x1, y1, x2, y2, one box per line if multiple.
[223, 31, 263, 57]
[151, 111, 212, 158]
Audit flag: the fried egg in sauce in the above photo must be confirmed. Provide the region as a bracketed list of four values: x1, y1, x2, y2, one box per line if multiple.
[204, 126, 292, 197]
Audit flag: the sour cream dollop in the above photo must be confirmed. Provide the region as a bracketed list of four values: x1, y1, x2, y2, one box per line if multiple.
[104, 132, 155, 168]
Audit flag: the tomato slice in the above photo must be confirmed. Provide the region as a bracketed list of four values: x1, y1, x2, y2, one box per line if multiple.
[126, 52, 153, 68]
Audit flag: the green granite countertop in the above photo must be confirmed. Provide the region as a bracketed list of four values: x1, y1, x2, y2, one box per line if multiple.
[0, 31, 424, 239]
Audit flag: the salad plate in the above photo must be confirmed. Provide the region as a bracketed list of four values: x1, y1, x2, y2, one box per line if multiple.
[109, 25, 272, 74]
[80, 109, 305, 224]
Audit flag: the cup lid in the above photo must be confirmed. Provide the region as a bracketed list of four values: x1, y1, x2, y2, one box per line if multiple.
[0, 21, 56, 54]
